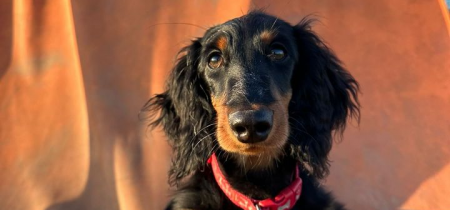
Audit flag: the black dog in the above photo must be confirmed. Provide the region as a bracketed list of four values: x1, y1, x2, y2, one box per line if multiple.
[144, 11, 359, 210]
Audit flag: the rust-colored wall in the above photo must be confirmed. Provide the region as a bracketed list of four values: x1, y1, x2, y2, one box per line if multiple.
[0, 0, 449, 210]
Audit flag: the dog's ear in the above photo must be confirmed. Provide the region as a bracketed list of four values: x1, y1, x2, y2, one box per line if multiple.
[142, 39, 215, 186]
[288, 19, 360, 179]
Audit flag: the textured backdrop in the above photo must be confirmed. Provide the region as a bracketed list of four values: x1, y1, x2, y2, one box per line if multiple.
[1, 0, 449, 209]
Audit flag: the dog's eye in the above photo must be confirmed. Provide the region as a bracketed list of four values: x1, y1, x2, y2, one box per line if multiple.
[268, 44, 286, 60]
[208, 53, 223, 69]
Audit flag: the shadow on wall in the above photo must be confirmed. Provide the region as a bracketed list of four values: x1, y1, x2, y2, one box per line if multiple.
[0, 0, 12, 78]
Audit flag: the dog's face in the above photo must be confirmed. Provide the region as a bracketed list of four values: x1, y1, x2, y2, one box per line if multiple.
[199, 14, 298, 166]
[145, 12, 359, 185]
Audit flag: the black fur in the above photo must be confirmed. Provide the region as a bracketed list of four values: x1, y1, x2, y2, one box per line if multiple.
[142, 11, 359, 210]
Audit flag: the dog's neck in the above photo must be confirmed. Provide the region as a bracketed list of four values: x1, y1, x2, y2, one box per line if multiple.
[216, 152, 297, 200]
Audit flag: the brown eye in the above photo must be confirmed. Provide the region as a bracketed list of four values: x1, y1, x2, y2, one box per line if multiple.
[268, 45, 286, 60]
[208, 53, 223, 69]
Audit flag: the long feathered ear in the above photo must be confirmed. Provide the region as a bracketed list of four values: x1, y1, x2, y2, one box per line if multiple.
[142, 39, 215, 186]
[288, 19, 360, 179]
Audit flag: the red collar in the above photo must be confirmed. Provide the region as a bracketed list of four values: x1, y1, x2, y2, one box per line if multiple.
[207, 153, 302, 210]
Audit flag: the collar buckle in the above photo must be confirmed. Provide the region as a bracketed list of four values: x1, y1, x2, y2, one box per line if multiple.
[255, 204, 262, 210]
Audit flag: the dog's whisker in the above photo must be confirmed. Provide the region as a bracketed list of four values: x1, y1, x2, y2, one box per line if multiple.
[290, 124, 318, 143]
[193, 123, 217, 137]
[147, 22, 208, 30]
[188, 132, 217, 160]
[191, 132, 216, 151]
[209, 141, 220, 156]
[189, 123, 217, 146]
[270, 17, 279, 31]
[289, 117, 319, 143]
[241, 155, 247, 175]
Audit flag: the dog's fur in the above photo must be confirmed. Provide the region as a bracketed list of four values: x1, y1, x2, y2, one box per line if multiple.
[143, 11, 359, 210]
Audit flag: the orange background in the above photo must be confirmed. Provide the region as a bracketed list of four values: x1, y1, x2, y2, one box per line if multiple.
[1, 0, 449, 209]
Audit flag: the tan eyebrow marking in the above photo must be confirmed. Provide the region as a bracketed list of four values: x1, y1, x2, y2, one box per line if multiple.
[260, 30, 276, 45]
[215, 36, 228, 51]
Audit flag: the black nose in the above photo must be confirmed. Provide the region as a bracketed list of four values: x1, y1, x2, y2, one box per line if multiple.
[228, 109, 273, 143]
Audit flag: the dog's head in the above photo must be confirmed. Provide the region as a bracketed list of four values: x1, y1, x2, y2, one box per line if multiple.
[144, 11, 359, 185]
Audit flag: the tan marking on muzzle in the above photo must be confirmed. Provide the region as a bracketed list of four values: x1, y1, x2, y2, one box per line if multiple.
[211, 85, 293, 170]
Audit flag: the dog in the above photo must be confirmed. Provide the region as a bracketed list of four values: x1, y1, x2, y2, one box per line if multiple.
[143, 11, 360, 210]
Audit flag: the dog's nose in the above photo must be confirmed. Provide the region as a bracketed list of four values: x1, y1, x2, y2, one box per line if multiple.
[228, 109, 273, 143]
